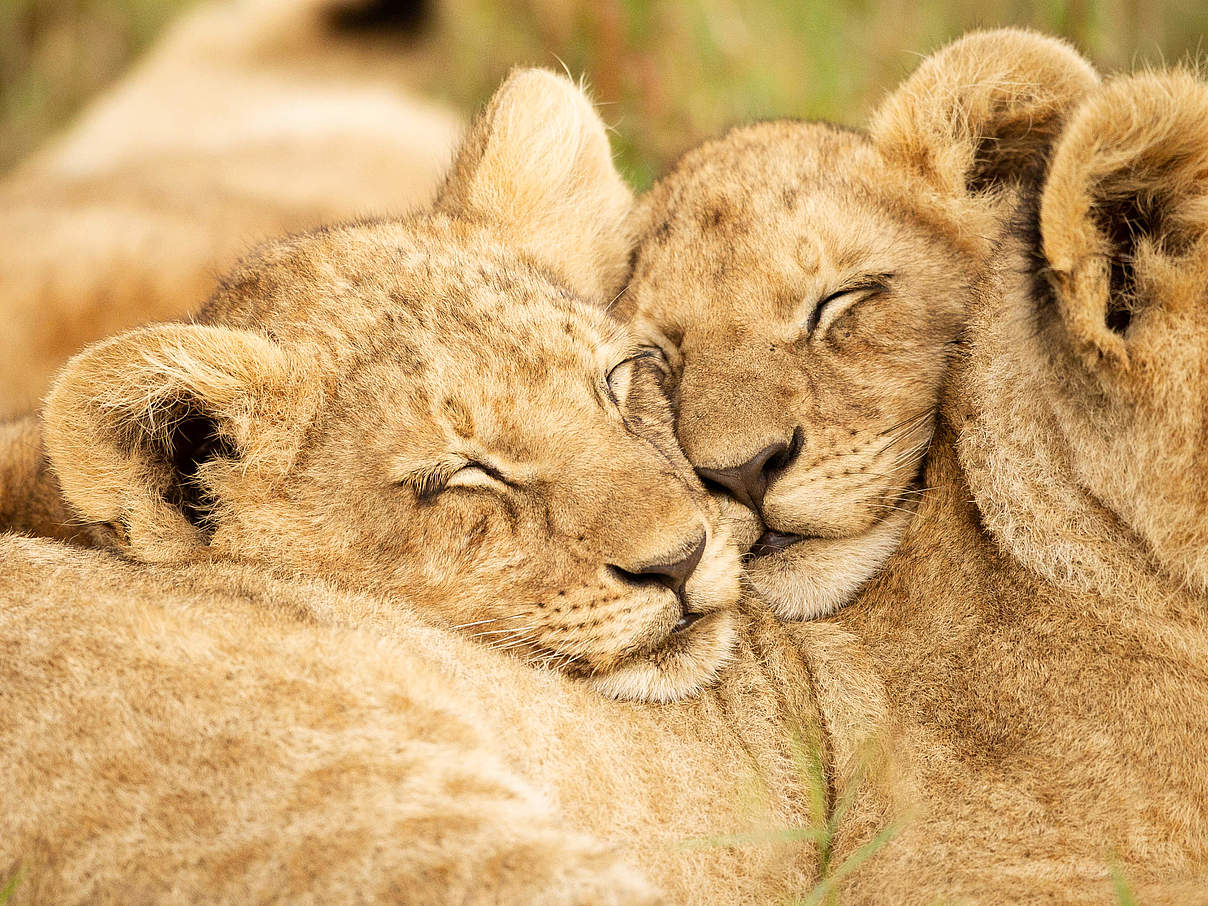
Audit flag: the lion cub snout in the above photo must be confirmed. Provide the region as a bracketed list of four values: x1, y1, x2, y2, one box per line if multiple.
[696, 430, 803, 516]
[608, 532, 706, 606]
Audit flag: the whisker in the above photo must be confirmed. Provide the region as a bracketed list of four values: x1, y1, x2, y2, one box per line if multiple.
[472, 625, 536, 638]
[602, 284, 628, 315]
[453, 615, 521, 631]
[485, 629, 534, 645]
[875, 407, 935, 440]
[492, 637, 538, 653]
[866, 419, 933, 460]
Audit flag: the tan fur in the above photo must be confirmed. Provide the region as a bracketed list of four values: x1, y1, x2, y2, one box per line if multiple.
[0, 417, 83, 545]
[8, 29, 1208, 905]
[829, 74, 1208, 895]
[622, 29, 1099, 619]
[0, 533, 824, 905]
[628, 40, 1208, 902]
[0, 0, 462, 419]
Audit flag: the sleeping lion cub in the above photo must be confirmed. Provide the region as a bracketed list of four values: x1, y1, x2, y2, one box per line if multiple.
[621, 29, 1097, 619]
[34, 67, 741, 704]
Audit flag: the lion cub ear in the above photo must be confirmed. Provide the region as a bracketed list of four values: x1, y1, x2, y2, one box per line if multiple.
[437, 68, 633, 301]
[43, 324, 314, 562]
[871, 28, 1099, 196]
[1037, 70, 1208, 366]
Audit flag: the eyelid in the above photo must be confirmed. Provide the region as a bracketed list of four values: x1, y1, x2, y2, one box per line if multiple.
[402, 456, 513, 500]
[806, 274, 892, 337]
[605, 349, 664, 406]
[468, 461, 513, 486]
[444, 462, 511, 493]
[637, 344, 672, 368]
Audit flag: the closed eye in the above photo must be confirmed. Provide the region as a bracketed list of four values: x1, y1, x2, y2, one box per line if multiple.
[605, 348, 669, 408]
[804, 274, 893, 338]
[405, 459, 513, 500]
[445, 462, 510, 493]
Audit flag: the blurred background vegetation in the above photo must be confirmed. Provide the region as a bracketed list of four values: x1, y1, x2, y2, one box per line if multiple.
[3, 0, 1206, 186]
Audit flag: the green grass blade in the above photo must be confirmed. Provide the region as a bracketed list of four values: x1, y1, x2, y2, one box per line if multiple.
[0, 867, 22, 906]
[1109, 860, 1138, 906]
[795, 816, 907, 906]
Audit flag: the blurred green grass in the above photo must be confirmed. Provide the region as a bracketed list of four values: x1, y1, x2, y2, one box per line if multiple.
[3, 0, 1207, 186]
[0, 0, 193, 169]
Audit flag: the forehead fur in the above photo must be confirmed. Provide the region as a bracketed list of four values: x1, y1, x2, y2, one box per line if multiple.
[202, 216, 625, 389]
[638, 122, 885, 236]
[625, 122, 970, 349]
[632, 121, 968, 279]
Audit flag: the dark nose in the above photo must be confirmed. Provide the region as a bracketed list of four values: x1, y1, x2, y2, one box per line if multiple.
[610, 534, 707, 599]
[697, 428, 803, 512]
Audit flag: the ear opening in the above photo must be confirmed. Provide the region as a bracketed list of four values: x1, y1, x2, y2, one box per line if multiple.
[437, 67, 634, 301]
[1038, 70, 1208, 357]
[156, 408, 239, 536]
[43, 324, 306, 561]
[871, 28, 1099, 197]
[1095, 192, 1155, 336]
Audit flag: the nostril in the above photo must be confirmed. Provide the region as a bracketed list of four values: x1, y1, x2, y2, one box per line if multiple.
[697, 467, 754, 509]
[696, 430, 804, 514]
[744, 441, 788, 491]
[774, 427, 805, 472]
[609, 534, 707, 599]
[608, 564, 667, 591]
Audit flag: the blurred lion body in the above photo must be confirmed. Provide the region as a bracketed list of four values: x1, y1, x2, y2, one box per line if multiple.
[0, 0, 463, 418]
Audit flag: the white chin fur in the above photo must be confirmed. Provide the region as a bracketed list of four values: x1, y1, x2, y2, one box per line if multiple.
[746, 509, 913, 620]
[585, 610, 739, 703]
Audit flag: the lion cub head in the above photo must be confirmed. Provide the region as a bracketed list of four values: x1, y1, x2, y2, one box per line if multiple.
[620, 30, 1098, 619]
[41, 70, 741, 702]
[958, 68, 1208, 599]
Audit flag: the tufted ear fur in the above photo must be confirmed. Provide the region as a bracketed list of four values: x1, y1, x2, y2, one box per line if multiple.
[43, 324, 317, 562]
[871, 28, 1099, 197]
[1038, 69, 1208, 367]
[958, 68, 1208, 597]
[437, 68, 634, 301]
